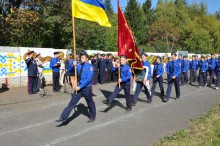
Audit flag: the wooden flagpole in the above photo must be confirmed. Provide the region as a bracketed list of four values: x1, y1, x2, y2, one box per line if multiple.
[72, 1, 77, 93]
[118, 0, 121, 89]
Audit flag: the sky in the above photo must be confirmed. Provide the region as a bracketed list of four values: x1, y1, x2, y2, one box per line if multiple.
[112, 0, 220, 14]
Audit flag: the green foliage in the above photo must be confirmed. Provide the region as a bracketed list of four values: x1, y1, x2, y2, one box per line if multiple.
[0, 0, 220, 54]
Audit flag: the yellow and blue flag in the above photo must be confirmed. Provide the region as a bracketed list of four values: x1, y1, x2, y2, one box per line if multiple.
[72, 0, 111, 27]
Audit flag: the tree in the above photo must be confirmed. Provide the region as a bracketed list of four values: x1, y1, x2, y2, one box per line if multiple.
[105, 0, 113, 14]
[148, 20, 180, 52]
[124, 0, 146, 45]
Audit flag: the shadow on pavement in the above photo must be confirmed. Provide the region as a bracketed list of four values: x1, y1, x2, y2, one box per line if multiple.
[100, 100, 126, 113]
[56, 103, 90, 127]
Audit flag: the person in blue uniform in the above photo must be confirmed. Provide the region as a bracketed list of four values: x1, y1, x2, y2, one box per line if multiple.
[102, 55, 132, 112]
[163, 52, 181, 102]
[195, 55, 200, 83]
[106, 54, 113, 83]
[198, 56, 208, 88]
[91, 54, 98, 85]
[67, 56, 76, 87]
[56, 51, 96, 123]
[99, 54, 107, 84]
[25, 51, 38, 95]
[208, 54, 217, 87]
[216, 56, 220, 90]
[133, 53, 152, 104]
[150, 56, 164, 100]
[50, 52, 61, 92]
[181, 56, 189, 86]
[166, 57, 172, 80]
[189, 55, 198, 85]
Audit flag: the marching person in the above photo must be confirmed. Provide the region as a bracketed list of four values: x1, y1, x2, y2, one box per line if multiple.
[181, 56, 189, 86]
[189, 55, 198, 85]
[163, 52, 181, 102]
[166, 57, 172, 81]
[56, 51, 96, 123]
[150, 56, 164, 101]
[25, 51, 38, 95]
[35, 53, 48, 91]
[198, 56, 208, 88]
[102, 55, 132, 112]
[50, 52, 61, 93]
[208, 54, 217, 87]
[216, 56, 220, 90]
[133, 53, 152, 105]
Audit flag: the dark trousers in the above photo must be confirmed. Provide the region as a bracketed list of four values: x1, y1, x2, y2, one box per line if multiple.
[99, 69, 105, 84]
[199, 72, 207, 86]
[190, 70, 197, 84]
[151, 76, 164, 97]
[28, 76, 37, 94]
[108, 83, 131, 108]
[133, 81, 151, 103]
[93, 71, 98, 84]
[165, 77, 180, 99]
[216, 72, 220, 87]
[209, 70, 216, 85]
[181, 72, 188, 85]
[53, 72, 60, 91]
[106, 69, 112, 83]
[60, 86, 96, 120]
[112, 72, 118, 82]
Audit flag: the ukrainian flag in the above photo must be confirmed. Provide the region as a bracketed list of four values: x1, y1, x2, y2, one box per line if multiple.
[72, 0, 111, 27]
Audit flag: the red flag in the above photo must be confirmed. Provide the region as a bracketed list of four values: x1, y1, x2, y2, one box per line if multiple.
[118, 2, 143, 70]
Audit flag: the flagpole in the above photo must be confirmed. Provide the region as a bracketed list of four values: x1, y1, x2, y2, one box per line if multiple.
[72, 1, 77, 93]
[117, 0, 121, 89]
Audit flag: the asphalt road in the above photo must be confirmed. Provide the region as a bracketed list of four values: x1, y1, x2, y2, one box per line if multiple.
[0, 81, 219, 146]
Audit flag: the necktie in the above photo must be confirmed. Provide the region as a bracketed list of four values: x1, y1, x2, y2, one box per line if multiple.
[156, 64, 159, 76]
[78, 63, 84, 82]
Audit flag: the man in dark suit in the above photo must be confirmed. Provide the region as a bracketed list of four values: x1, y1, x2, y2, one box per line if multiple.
[25, 51, 38, 95]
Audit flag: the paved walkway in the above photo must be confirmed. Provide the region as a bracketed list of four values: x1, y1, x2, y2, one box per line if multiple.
[0, 81, 219, 146]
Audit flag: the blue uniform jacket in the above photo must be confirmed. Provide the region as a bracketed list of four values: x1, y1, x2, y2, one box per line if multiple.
[50, 58, 61, 72]
[99, 59, 107, 71]
[208, 58, 217, 71]
[143, 60, 151, 79]
[181, 60, 189, 72]
[167, 60, 181, 77]
[189, 60, 198, 70]
[106, 59, 113, 69]
[166, 61, 172, 74]
[198, 60, 208, 72]
[65, 59, 71, 71]
[67, 59, 75, 74]
[195, 60, 199, 70]
[25, 58, 38, 77]
[77, 62, 94, 90]
[153, 63, 164, 77]
[112, 64, 132, 84]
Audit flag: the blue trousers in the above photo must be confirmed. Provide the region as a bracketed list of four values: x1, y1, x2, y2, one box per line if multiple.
[199, 72, 207, 86]
[165, 77, 180, 99]
[108, 83, 131, 108]
[99, 69, 105, 84]
[28, 76, 37, 94]
[209, 70, 216, 85]
[151, 76, 164, 97]
[93, 71, 98, 84]
[181, 71, 188, 85]
[133, 81, 151, 103]
[53, 72, 60, 91]
[190, 70, 197, 84]
[60, 86, 96, 120]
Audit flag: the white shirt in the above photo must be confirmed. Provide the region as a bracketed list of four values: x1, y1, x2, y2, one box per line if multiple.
[35, 58, 44, 74]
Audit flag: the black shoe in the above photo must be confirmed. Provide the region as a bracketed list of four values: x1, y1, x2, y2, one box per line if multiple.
[125, 108, 132, 112]
[162, 96, 168, 102]
[87, 118, 95, 123]
[147, 99, 152, 104]
[102, 100, 110, 106]
[55, 117, 66, 122]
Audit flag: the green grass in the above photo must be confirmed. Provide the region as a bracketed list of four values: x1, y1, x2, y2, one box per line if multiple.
[156, 105, 220, 146]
